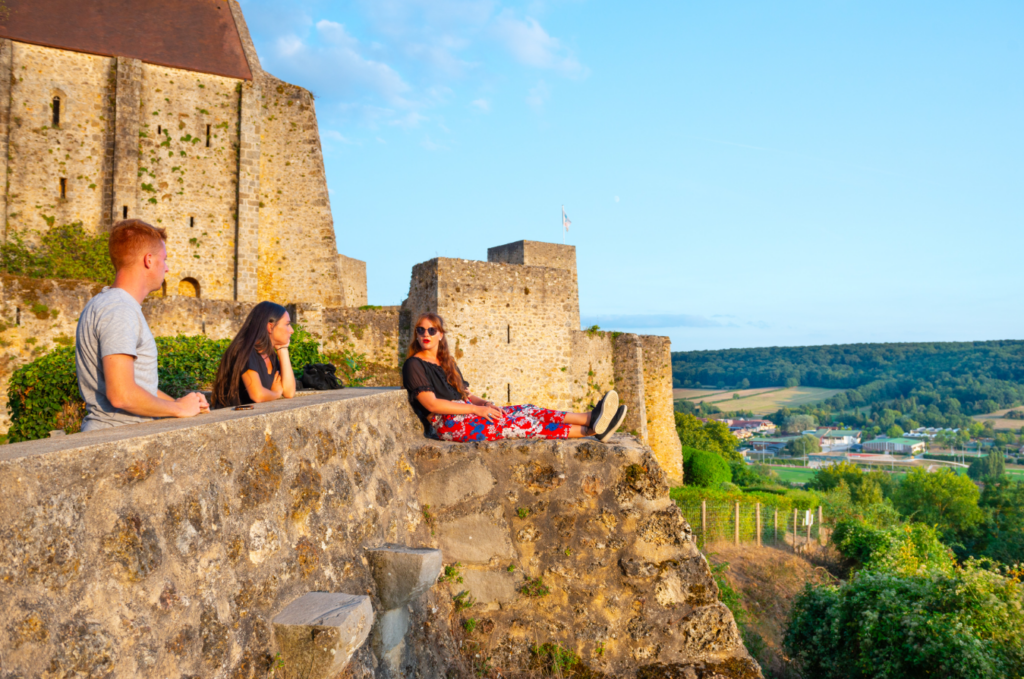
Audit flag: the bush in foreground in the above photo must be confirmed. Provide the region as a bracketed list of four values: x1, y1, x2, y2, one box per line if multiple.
[683, 446, 732, 488]
[785, 562, 1024, 679]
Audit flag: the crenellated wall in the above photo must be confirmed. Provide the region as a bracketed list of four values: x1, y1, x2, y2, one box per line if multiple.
[0, 389, 758, 678]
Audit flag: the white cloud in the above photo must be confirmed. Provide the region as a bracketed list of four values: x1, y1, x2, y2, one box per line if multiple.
[323, 130, 353, 144]
[492, 10, 585, 77]
[471, 98, 491, 112]
[614, 195, 620, 202]
[526, 80, 550, 110]
[270, 22, 412, 106]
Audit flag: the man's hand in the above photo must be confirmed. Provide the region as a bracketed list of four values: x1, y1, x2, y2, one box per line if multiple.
[174, 392, 207, 418]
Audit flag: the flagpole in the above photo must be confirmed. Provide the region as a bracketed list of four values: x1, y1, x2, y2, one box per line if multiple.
[561, 205, 565, 244]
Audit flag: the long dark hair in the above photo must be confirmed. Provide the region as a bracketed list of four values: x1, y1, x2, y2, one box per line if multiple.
[212, 301, 288, 408]
[407, 312, 467, 399]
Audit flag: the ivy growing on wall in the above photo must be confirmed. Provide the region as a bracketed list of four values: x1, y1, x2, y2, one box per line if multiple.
[1, 221, 114, 284]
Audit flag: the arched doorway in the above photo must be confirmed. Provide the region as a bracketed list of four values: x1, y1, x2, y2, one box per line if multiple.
[178, 277, 200, 299]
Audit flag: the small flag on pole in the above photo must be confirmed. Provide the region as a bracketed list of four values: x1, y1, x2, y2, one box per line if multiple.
[562, 206, 571, 232]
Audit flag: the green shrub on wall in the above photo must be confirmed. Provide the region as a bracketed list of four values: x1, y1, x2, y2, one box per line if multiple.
[6, 329, 349, 443]
[1, 222, 114, 284]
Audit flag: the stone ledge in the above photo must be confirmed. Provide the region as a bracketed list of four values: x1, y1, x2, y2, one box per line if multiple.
[0, 387, 400, 462]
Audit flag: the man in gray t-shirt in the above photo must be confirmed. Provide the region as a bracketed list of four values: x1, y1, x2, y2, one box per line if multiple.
[76, 220, 208, 431]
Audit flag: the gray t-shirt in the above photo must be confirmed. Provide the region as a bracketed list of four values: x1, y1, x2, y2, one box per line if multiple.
[76, 287, 159, 431]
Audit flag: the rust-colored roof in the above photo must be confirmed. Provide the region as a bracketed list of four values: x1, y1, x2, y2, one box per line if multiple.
[0, 0, 253, 80]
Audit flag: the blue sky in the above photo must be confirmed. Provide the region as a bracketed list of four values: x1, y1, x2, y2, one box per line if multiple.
[241, 0, 1024, 351]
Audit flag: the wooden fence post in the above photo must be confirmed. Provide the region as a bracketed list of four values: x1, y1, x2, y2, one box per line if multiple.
[817, 505, 824, 545]
[774, 508, 779, 544]
[792, 508, 798, 552]
[734, 501, 740, 546]
[701, 499, 707, 545]
[806, 511, 811, 546]
[755, 502, 762, 547]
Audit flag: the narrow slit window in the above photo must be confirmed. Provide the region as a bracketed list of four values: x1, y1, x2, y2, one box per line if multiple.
[189, 216, 194, 228]
[122, 206, 128, 219]
[507, 324, 511, 344]
[52, 97, 60, 127]
[59, 178, 66, 199]
[15, 307, 20, 326]
[507, 383, 511, 403]
[157, 125, 162, 135]
[205, 124, 211, 147]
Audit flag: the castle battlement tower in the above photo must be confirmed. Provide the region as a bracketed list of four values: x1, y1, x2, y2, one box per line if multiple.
[0, 0, 366, 308]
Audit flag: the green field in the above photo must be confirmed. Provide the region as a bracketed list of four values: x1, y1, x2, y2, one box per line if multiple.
[677, 386, 843, 416]
[771, 467, 817, 484]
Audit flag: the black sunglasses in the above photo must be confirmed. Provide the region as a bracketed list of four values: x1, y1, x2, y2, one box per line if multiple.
[416, 326, 439, 336]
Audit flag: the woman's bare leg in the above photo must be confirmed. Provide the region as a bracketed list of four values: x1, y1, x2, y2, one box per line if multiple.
[563, 412, 591, 426]
[566, 424, 595, 438]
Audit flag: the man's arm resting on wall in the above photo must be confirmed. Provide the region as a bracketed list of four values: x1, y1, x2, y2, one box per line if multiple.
[103, 354, 208, 418]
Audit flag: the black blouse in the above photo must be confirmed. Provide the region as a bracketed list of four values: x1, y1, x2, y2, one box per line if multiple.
[240, 349, 280, 405]
[402, 356, 469, 435]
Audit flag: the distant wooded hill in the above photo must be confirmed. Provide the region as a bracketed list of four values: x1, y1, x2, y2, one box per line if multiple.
[671, 341, 1024, 419]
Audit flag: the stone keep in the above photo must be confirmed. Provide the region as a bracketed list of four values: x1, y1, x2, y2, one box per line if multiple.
[0, 0, 367, 308]
[401, 240, 683, 484]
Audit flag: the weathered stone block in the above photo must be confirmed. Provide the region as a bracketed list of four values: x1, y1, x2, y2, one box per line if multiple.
[366, 544, 443, 609]
[417, 458, 495, 509]
[461, 569, 517, 607]
[272, 592, 374, 679]
[437, 512, 514, 564]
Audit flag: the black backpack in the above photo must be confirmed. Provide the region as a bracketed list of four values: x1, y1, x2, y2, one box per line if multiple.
[299, 363, 344, 390]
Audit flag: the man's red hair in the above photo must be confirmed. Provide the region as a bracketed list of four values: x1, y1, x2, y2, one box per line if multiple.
[108, 219, 167, 271]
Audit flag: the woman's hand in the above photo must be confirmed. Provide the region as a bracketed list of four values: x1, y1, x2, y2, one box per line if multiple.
[473, 404, 504, 422]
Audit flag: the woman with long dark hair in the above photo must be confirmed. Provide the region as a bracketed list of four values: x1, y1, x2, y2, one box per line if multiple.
[211, 301, 296, 408]
[402, 312, 626, 443]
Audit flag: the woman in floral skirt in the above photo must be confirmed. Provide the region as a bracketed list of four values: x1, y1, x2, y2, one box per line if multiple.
[402, 312, 626, 443]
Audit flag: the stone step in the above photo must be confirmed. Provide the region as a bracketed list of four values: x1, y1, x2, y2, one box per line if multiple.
[367, 544, 443, 609]
[272, 592, 374, 679]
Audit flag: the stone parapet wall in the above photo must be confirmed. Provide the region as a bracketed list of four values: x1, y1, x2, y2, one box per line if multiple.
[641, 334, 684, 484]
[0, 388, 758, 678]
[321, 305, 402, 387]
[0, 274, 101, 432]
[612, 332, 649, 442]
[337, 254, 368, 307]
[569, 329, 615, 411]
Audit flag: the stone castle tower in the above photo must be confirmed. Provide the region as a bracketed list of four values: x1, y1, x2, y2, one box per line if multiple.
[401, 241, 683, 482]
[0, 0, 367, 307]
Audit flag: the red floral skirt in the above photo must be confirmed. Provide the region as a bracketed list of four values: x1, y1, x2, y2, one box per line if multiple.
[430, 402, 571, 442]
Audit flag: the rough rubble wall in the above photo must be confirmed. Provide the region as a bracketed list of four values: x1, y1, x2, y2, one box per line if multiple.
[418, 434, 758, 677]
[569, 330, 616, 411]
[613, 333, 649, 443]
[133, 63, 243, 301]
[322, 305, 402, 387]
[256, 74, 344, 308]
[0, 389, 759, 678]
[4, 42, 115, 240]
[338, 253, 368, 307]
[402, 258, 578, 408]
[640, 335, 684, 485]
[0, 275, 101, 433]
